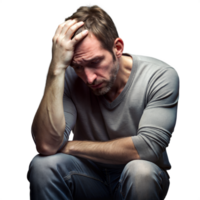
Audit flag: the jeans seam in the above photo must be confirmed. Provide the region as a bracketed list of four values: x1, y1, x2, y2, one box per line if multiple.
[63, 171, 108, 186]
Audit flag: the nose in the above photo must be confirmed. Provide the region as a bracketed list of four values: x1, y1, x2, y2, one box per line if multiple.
[83, 67, 97, 85]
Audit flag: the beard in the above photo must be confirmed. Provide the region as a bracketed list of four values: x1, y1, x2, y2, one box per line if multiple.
[90, 60, 120, 96]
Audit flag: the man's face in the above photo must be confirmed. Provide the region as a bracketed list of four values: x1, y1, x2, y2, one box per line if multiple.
[71, 33, 119, 96]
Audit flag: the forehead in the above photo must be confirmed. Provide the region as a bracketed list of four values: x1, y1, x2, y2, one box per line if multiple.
[73, 33, 106, 63]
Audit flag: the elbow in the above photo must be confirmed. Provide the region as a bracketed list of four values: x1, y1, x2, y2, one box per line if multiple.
[34, 134, 63, 155]
[36, 143, 58, 156]
[37, 149, 56, 156]
[31, 124, 65, 156]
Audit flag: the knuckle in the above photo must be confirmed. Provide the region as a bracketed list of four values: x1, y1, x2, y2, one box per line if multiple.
[58, 24, 63, 29]
[56, 23, 63, 29]
[70, 27, 75, 32]
[55, 37, 60, 44]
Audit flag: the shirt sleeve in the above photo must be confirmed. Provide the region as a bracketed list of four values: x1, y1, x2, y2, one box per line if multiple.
[132, 67, 179, 162]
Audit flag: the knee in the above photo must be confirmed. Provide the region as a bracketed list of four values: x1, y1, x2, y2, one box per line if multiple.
[119, 160, 166, 199]
[27, 153, 73, 182]
[28, 154, 59, 173]
[121, 160, 162, 186]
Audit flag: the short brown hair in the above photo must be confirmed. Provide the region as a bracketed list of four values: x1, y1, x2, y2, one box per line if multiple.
[65, 5, 119, 60]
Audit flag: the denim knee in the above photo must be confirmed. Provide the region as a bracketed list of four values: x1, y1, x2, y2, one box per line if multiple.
[27, 154, 75, 185]
[122, 160, 161, 182]
[119, 160, 169, 200]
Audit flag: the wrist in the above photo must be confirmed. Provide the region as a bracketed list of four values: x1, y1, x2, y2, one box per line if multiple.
[48, 61, 67, 77]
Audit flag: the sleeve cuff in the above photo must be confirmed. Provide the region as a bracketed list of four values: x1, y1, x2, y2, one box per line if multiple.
[132, 135, 156, 162]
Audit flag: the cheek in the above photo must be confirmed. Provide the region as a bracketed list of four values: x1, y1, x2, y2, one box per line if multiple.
[103, 60, 113, 71]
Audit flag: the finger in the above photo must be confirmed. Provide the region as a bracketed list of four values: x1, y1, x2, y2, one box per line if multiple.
[52, 20, 72, 42]
[60, 19, 77, 38]
[65, 21, 85, 40]
[71, 29, 88, 46]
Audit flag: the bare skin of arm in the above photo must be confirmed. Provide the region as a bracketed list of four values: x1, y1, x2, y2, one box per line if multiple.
[60, 137, 140, 164]
[32, 19, 88, 155]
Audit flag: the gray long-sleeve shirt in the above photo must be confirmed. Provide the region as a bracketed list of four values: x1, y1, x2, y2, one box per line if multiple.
[61, 54, 179, 170]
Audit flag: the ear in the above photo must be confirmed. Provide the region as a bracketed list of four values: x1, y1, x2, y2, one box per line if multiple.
[113, 38, 124, 58]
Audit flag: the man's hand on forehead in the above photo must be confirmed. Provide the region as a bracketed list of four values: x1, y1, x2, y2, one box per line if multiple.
[50, 19, 88, 75]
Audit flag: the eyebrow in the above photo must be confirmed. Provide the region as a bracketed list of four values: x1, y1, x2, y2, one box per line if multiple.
[71, 55, 104, 66]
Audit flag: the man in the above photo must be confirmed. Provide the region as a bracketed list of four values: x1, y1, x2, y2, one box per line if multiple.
[27, 5, 179, 200]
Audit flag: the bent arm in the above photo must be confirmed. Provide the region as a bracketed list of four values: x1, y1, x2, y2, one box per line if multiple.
[132, 67, 179, 162]
[32, 67, 66, 155]
[60, 136, 140, 164]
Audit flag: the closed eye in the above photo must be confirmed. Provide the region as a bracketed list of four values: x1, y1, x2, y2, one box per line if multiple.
[71, 59, 101, 70]
[93, 60, 99, 63]
[91, 59, 100, 64]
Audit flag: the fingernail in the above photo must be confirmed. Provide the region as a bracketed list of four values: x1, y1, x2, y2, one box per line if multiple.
[83, 30, 88, 34]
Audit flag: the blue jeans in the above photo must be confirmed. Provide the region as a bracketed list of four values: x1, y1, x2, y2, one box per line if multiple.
[27, 153, 170, 200]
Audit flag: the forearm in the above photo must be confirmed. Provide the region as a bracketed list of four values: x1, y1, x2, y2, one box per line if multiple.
[61, 137, 140, 164]
[32, 64, 66, 155]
